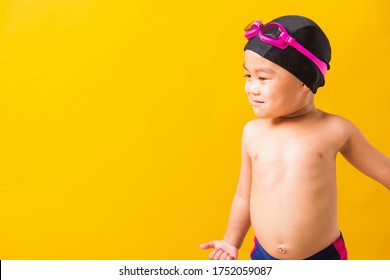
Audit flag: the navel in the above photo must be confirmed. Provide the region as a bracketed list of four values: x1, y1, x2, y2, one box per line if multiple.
[278, 244, 287, 254]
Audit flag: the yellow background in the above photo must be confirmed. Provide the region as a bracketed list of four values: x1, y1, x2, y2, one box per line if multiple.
[0, 0, 389, 260]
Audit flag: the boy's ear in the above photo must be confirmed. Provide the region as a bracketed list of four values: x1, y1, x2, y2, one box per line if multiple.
[301, 83, 312, 94]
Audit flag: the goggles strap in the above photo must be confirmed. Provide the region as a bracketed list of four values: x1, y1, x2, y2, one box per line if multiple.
[286, 37, 327, 77]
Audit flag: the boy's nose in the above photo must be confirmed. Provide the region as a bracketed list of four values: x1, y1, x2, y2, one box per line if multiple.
[250, 86, 260, 95]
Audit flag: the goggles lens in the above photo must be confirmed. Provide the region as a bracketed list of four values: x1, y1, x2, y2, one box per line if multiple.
[261, 24, 282, 39]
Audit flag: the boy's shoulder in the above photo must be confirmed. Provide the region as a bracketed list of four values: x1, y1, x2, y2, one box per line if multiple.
[242, 119, 263, 136]
[319, 111, 357, 131]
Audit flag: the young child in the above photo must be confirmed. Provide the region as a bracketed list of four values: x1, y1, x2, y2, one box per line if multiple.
[200, 15, 390, 260]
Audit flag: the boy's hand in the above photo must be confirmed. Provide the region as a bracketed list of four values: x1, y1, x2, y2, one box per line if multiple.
[200, 240, 238, 260]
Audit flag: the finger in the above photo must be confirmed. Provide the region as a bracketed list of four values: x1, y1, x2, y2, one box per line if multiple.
[209, 249, 218, 260]
[226, 255, 235, 260]
[213, 249, 224, 260]
[220, 251, 230, 260]
[200, 241, 214, 250]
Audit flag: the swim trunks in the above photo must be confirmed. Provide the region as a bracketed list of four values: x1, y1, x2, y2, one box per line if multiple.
[251, 234, 348, 260]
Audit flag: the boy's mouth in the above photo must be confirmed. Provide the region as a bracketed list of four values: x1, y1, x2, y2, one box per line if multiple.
[250, 99, 264, 106]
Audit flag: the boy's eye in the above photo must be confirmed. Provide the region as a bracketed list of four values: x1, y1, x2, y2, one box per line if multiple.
[244, 74, 251, 78]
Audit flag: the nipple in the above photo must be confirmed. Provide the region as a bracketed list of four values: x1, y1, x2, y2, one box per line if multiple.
[278, 245, 287, 254]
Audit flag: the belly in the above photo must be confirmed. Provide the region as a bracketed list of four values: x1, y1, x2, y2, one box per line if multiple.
[250, 178, 339, 259]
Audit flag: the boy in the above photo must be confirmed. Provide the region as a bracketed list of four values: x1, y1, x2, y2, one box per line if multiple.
[200, 15, 390, 260]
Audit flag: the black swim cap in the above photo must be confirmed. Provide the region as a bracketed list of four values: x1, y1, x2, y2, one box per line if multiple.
[244, 15, 331, 93]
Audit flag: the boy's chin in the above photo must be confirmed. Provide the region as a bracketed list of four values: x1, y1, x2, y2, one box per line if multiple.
[253, 110, 274, 119]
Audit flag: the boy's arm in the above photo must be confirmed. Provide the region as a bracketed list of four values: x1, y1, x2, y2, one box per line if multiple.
[201, 122, 253, 259]
[223, 122, 253, 248]
[340, 120, 390, 190]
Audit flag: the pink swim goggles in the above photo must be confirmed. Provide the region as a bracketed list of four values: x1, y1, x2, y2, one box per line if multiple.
[244, 21, 328, 76]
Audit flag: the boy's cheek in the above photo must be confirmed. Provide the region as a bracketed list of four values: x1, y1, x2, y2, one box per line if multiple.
[244, 83, 251, 94]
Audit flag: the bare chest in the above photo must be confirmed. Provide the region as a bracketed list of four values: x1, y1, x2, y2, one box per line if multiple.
[246, 129, 340, 171]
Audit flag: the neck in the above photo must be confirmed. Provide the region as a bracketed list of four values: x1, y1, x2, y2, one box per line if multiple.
[281, 103, 317, 118]
[271, 103, 319, 125]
